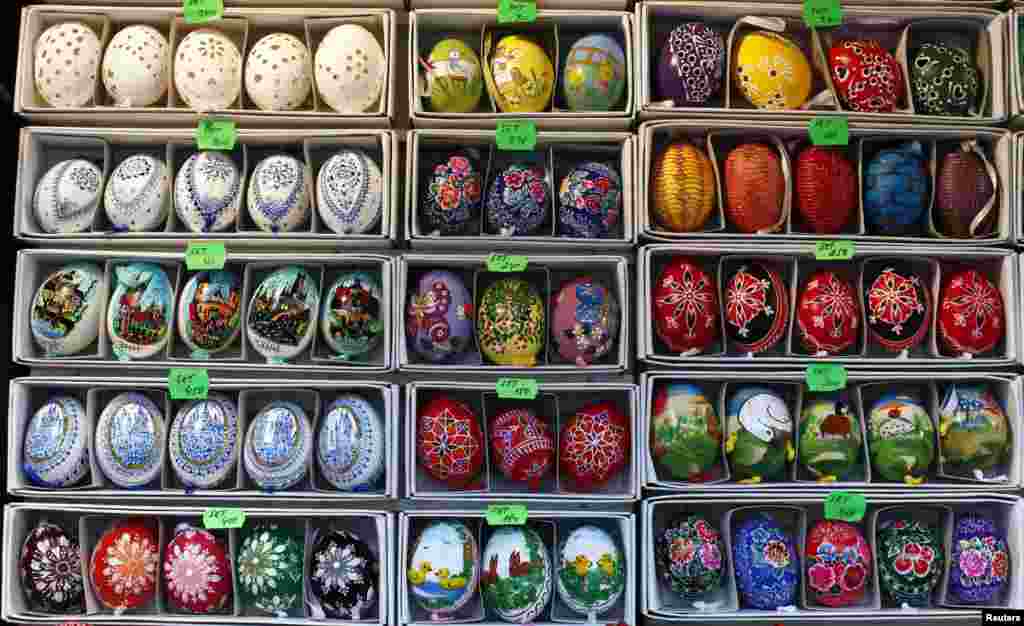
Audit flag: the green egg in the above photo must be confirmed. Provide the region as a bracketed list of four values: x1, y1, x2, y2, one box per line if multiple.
[426, 39, 483, 113]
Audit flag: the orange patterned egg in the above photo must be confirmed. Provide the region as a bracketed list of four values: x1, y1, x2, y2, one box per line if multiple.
[652, 141, 715, 232]
[724, 143, 784, 233]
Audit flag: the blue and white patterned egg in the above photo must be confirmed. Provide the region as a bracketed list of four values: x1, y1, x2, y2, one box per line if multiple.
[317, 394, 385, 491]
[107, 262, 174, 360]
[316, 150, 383, 235]
[95, 391, 165, 488]
[247, 154, 310, 233]
[23, 395, 89, 488]
[34, 159, 102, 234]
[168, 394, 240, 489]
[103, 154, 170, 232]
[732, 514, 799, 609]
[243, 400, 312, 491]
[949, 514, 1010, 604]
[558, 161, 622, 238]
[174, 151, 242, 233]
[30, 262, 103, 357]
[486, 162, 550, 236]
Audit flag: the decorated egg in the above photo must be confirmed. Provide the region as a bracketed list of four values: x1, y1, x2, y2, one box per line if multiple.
[317, 394, 386, 491]
[247, 266, 320, 361]
[486, 162, 550, 236]
[163, 524, 232, 614]
[320, 271, 383, 360]
[551, 277, 619, 366]
[797, 271, 860, 355]
[489, 408, 555, 488]
[651, 141, 715, 232]
[653, 257, 719, 354]
[314, 24, 386, 114]
[422, 151, 483, 235]
[406, 270, 475, 362]
[733, 31, 812, 110]
[488, 35, 554, 113]
[650, 383, 721, 482]
[863, 263, 930, 353]
[168, 394, 240, 490]
[34, 159, 102, 234]
[481, 526, 552, 621]
[559, 402, 629, 491]
[30, 262, 102, 356]
[173, 29, 242, 111]
[805, 520, 871, 607]
[34, 22, 102, 107]
[174, 151, 242, 233]
[316, 149, 383, 235]
[310, 530, 378, 618]
[936, 144, 996, 238]
[656, 23, 725, 105]
[95, 392, 165, 488]
[247, 154, 310, 233]
[724, 262, 788, 354]
[877, 518, 944, 607]
[424, 39, 483, 113]
[104, 155, 170, 232]
[799, 395, 862, 481]
[939, 384, 1009, 475]
[102, 25, 169, 107]
[864, 141, 929, 235]
[828, 40, 904, 113]
[90, 518, 159, 610]
[557, 161, 622, 238]
[417, 395, 484, 489]
[868, 393, 935, 483]
[949, 514, 1009, 604]
[23, 395, 89, 488]
[656, 515, 724, 601]
[558, 525, 625, 614]
[236, 523, 304, 616]
[911, 43, 980, 116]
[795, 146, 856, 234]
[107, 262, 173, 360]
[723, 143, 785, 233]
[732, 514, 799, 609]
[176, 270, 242, 356]
[563, 34, 626, 111]
[408, 521, 480, 619]
[938, 269, 1004, 356]
[20, 521, 84, 613]
[243, 400, 313, 491]
[244, 33, 312, 112]
[725, 386, 793, 482]
[477, 278, 545, 367]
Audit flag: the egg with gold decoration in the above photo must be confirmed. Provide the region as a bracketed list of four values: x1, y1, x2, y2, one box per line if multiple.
[488, 35, 554, 113]
[733, 31, 812, 110]
[477, 278, 545, 367]
[651, 141, 715, 232]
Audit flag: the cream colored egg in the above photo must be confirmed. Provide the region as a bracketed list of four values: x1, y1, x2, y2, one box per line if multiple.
[34, 22, 102, 108]
[314, 24, 385, 114]
[245, 33, 312, 112]
[173, 29, 242, 112]
[102, 25, 169, 107]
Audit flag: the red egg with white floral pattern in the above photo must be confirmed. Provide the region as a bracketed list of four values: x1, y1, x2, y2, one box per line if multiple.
[653, 257, 719, 355]
[489, 408, 555, 489]
[559, 401, 629, 491]
[805, 520, 872, 607]
[797, 271, 860, 355]
[163, 524, 232, 614]
[724, 262, 788, 354]
[828, 40, 904, 113]
[938, 269, 1005, 356]
[416, 396, 485, 489]
[863, 262, 930, 353]
[90, 518, 159, 611]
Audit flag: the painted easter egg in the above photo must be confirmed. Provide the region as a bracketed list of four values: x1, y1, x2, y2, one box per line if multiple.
[939, 384, 1009, 474]
[243, 400, 313, 491]
[911, 43, 980, 116]
[162, 524, 232, 614]
[244, 33, 312, 112]
[486, 162, 550, 236]
[422, 151, 483, 234]
[174, 151, 242, 233]
[559, 402, 630, 491]
[864, 141, 929, 235]
[317, 394, 386, 491]
[174, 29, 242, 111]
[938, 269, 1004, 356]
[650, 383, 721, 482]
[656, 515, 725, 601]
[107, 262, 173, 360]
[651, 141, 715, 232]
[489, 408, 555, 488]
[425, 39, 483, 113]
[725, 386, 793, 482]
[863, 263, 930, 353]
[557, 161, 622, 238]
[653, 257, 719, 355]
[936, 145, 996, 238]
[949, 514, 1010, 604]
[406, 270, 475, 362]
[489, 35, 554, 113]
[481, 526, 552, 621]
[320, 271, 384, 360]
[310, 530, 378, 618]
[30, 262, 102, 357]
[34, 159, 102, 234]
[551, 277, 619, 366]
[477, 278, 545, 367]
[23, 395, 89, 488]
[104, 154, 170, 232]
[95, 392, 165, 488]
[90, 518, 159, 610]
[723, 143, 784, 233]
[408, 520, 480, 618]
[732, 514, 799, 609]
[795, 146, 857, 234]
[797, 271, 860, 355]
[176, 270, 242, 356]
[34, 22, 102, 107]
[563, 34, 627, 111]
[868, 393, 935, 483]
[799, 395, 862, 481]
[805, 520, 871, 607]
[102, 25, 169, 108]
[20, 521, 84, 613]
[316, 149, 383, 235]
[877, 518, 944, 607]
[236, 523, 304, 616]
[168, 394, 240, 490]
[247, 154, 310, 233]
[246, 266, 320, 361]
[733, 31, 812, 110]
[314, 24, 386, 114]
[724, 262, 788, 354]
[656, 23, 725, 105]
[828, 40, 904, 113]
[558, 525, 625, 614]
[417, 395, 485, 489]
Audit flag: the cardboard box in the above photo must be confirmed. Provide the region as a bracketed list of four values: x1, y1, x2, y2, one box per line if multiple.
[32, 0, 404, 6]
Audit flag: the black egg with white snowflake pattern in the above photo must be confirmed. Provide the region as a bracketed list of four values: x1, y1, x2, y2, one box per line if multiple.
[20, 521, 84, 613]
[309, 530, 379, 619]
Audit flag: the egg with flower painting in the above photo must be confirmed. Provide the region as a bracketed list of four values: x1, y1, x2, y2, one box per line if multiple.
[551, 276, 619, 366]
[406, 270, 475, 363]
[653, 257, 719, 355]
[417, 395, 484, 489]
[877, 518, 943, 607]
[163, 524, 232, 614]
[805, 520, 871, 607]
[478, 278, 545, 367]
[949, 514, 1009, 604]
[481, 526, 552, 622]
[422, 151, 483, 235]
[797, 271, 859, 355]
[557, 525, 625, 615]
[732, 514, 799, 609]
[236, 523, 304, 616]
[938, 270, 1004, 357]
[90, 518, 159, 610]
[656, 515, 724, 601]
[408, 520, 480, 619]
[310, 530, 378, 619]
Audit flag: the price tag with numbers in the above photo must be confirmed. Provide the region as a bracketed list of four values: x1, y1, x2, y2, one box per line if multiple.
[496, 121, 537, 151]
[814, 240, 855, 261]
[184, 0, 224, 24]
[808, 116, 849, 146]
[486, 504, 528, 525]
[169, 368, 209, 400]
[496, 378, 539, 400]
[497, 0, 537, 24]
[203, 508, 246, 529]
[806, 363, 847, 392]
[803, 0, 843, 28]
[196, 118, 237, 151]
[487, 254, 528, 272]
[186, 242, 226, 270]
[825, 491, 866, 522]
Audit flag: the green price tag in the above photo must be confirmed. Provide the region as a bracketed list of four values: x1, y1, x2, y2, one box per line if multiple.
[808, 117, 849, 146]
[169, 368, 209, 400]
[185, 242, 226, 270]
[806, 363, 847, 392]
[196, 118, 237, 150]
[183, 0, 224, 25]
[814, 240, 855, 260]
[803, 0, 843, 28]
[825, 491, 866, 522]
[496, 378, 539, 400]
[487, 254, 528, 272]
[203, 508, 246, 529]
[495, 121, 537, 151]
[486, 504, 529, 525]
[497, 0, 537, 24]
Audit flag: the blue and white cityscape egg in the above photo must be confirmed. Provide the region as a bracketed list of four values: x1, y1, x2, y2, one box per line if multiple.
[243, 400, 313, 491]
[23, 395, 90, 488]
[94, 391, 165, 488]
[317, 394, 386, 491]
[168, 393, 240, 490]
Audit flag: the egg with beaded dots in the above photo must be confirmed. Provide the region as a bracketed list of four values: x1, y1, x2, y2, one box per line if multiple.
[102, 25, 169, 107]
[245, 33, 312, 112]
[34, 22, 102, 108]
[310, 530, 379, 618]
[173, 29, 242, 112]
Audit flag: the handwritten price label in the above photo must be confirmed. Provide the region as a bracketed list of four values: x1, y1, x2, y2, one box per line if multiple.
[487, 254, 528, 272]
[806, 363, 847, 392]
[803, 0, 843, 28]
[196, 118, 237, 151]
[185, 242, 226, 270]
[169, 368, 209, 400]
[496, 378, 539, 400]
[497, 0, 537, 24]
[808, 116, 849, 146]
[203, 508, 246, 529]
[486, 504, 528, 525]
[814, 240, 855, 261]
[496, 121, 537, 151]
[825, 491, 866, 522]
[183, 0, 224, 24]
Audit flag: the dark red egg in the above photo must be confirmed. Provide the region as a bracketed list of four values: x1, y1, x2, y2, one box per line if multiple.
[795, 146, 857, 234]
[723, 143, 785, 233]
[936, 146, 996, 239]
[797, 271, 860, 355]
[723, 262, 788, 354]
[828, 39, 904, 113]
[938, 269, 1005, 356]
[863, 263, 931, 353]
[559, 401, 630, 491]
[489, 408, 555, 489]
[653, 257, 719, 355]
[162, 524, 232, 614]
[90, 518, 159, 611]
[416, 395, 485, 489]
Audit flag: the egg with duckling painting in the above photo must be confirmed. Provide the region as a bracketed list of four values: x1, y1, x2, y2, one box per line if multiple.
[481, 526, 552, 622]
[408, 520, 480, 619]
[557, 525, 625, 615]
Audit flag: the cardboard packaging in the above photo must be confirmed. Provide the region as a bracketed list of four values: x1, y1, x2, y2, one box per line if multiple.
[1011, 11, 1023, 126]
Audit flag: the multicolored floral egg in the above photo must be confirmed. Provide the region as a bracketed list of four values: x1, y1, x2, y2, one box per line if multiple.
[243, 400, 312, 491]
[90, 518, 159, 610]
[320, 271, 384, 360]
[23, 395, 89, 488]
[726, 386, 793, 482]
[488, 35, 554, 113]
[108, 262, 173, 360]
[558, 525, 625, 615]
[863, 263, 930, 353]
[481, 526, 553, 622]
[949, 514, 1010, 604]
[422, 152, 483, 234]
[310, 530, 378, 618]
[95, 392, 165, 488]
[939, 384, 1009, 475]
[797, 271, 860, 355]
[650, 383, 721, 482]
[477, 278, 545, 367]
[656, 515, 725, 601]
[244, 33, 312, 112]
[104, 154, 170, 232]
[34, 159, 102, 234]
[316, 149, 383, 235]
[733, 31, 812, 110]
[653, 257, 719, 355]
[174, 151, 242, 233]
[102, 25, 169, 108]
[828, 40, 904, 113]
[551, 277, 619, 366]
[406, 270, 475, 362]
[424, 39, 483, 113]
[34, 22, 102, 108]
[174, 29, 241, 111]
[799, 395, 862, 481]
[20, 521, 84, 613]
[408, 520, 480, 619]
[247, 154, 310, 233]
[864, 142, 929, 235]
[317, 394, 385, 491]
[168, 394, 240, 490]
[732, 514, 799, 609]
[938, 269, 1004, 357]
[723, 143, 785, 233]
[936, 145, 996, 238]
[417, 395, 485, 489]
[562, 34, 626, 111]
[486, 163, 550, 236]
[314, 25, 386, 114]
[868, 393, 935, 483]
[559, 402, 629, 491]
[724, 262, 788, 354]
[805, 520, 871, 607]
[557, 161, 622, 238]
[911, 43, 980, 116]
[236, 523, 304, 616]
[656, 23, 725, 106]
[877, 518, 944, 606]
[30, 262, 102, 357]
[489, 408, 554, 488]
[162, 524, 232, 614]
[176, 270, 242, 357]
[246, 266, 320, 361]
[651, 141, 715, 233]
[795, 146, 857, 234]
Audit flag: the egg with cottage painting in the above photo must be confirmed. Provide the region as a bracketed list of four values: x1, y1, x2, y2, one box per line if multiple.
[408, 520, 480, 619]
[30, 262, 103, 357]
[481, 526, 552, 622]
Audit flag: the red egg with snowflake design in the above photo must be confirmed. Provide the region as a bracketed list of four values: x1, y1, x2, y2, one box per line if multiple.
[489, 408, 555, 489]
[798, 271, 860, 355]
[805, 520, 872, 607]
[653, 257, 719, 355]
[559, 401, 630, 491]
[89, 518, 159, 611]
[864, 262, 930, 353]
[162, 524, 232, 614]
[417, 395, 485, 489]
[938, 269, 1005, 356]
[828, 40, 904, 113]
[724, 261, 788, 354]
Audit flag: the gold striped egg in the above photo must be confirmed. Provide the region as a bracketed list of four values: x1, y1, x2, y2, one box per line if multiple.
[652, 141, 715, 232]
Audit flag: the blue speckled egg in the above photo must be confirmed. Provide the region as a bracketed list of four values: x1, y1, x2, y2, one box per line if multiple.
[864, 142, 929, 235]
[949, 514, 1010, 604]
[732, 514, 799, 609]
[422, 152, 483, 235]
[485, 162, 550, 236]
[406, 270, 474, 362]
[558, 161, 622, 238]
[168, 394, 240, 489]
[94, 392, 165, 488]
[243, 400, 312, 491]
[317, 394, 385, 491]
[23, 395, 89, 488]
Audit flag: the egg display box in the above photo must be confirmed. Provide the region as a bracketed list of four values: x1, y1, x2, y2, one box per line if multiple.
[643, 492, 1023, 620]
[13, 249, 394, 373]
[15, 127, 399, 248]
[1016, 133, 1024, 246]
[637, 2, 1008, 125]
[399, 510, 636, 625]
[639, 120, 1014, 245]
[1010, 12, 1024, 126]
[15, 6, 396, 127]
[2, 503, 394, 624]
[396, 254, 630, 375]
[640, 371, 1021, 492]
[7, 376, 399, 501]
[410, 10, 634, 130]
[638, 244, 1018, 368]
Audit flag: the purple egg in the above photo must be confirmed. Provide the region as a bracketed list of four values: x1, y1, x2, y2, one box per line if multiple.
[949, 514, 1010, 604]
[406, 270, 474, 362]
[656, 23, 725, 106]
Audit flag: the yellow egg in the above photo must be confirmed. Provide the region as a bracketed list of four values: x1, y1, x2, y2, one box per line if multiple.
[733, 31, 812, 110]
[488, 35, 554, 113]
